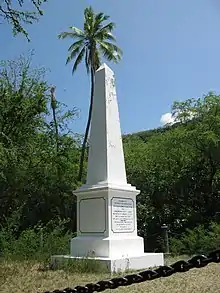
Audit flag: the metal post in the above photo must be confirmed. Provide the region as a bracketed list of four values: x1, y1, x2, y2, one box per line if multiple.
[161, 224, 169, 254]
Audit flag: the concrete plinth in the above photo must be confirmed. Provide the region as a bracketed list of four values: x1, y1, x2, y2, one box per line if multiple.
[70, 235, 145, 258]
[51, 253, 164, 273]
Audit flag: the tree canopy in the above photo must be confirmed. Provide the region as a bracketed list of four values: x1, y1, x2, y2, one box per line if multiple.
[58, 6, 122, 74]
[0, 53, 80, 233]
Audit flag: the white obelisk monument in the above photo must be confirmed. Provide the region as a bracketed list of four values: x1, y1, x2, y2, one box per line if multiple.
[52, 64, 164, 272]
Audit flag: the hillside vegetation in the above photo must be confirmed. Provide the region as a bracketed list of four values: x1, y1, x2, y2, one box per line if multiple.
[0, 54, 220, 260]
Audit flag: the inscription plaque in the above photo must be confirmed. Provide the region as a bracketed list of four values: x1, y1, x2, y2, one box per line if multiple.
[111, 197, 135, 233]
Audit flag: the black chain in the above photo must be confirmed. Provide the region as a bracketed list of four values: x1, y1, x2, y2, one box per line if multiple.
[43, 249, 220, 293]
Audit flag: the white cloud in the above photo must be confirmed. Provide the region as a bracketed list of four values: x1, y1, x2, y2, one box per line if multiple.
[160, 109, 197, 126]
[160, 112, 175, 126]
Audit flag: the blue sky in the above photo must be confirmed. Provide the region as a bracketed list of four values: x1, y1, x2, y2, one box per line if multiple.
[2, 0, 220, 134]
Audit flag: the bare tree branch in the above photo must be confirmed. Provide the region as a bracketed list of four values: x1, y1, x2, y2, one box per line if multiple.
[0, 0, 48, 41]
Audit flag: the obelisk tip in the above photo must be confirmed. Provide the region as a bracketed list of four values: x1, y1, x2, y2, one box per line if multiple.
[96, 63, 113, 74]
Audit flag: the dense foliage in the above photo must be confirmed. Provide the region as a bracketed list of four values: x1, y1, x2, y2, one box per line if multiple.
[124, 93, 220, 250]
[0, 54, 220, 258]
[0, 54, 80, 237]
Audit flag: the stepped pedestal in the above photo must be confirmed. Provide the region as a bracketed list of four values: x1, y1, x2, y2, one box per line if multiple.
[51, 64, 164, 272]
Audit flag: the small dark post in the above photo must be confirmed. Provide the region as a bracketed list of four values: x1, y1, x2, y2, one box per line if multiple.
[161, 224, 169, 254]
[215, 211, 220, 222]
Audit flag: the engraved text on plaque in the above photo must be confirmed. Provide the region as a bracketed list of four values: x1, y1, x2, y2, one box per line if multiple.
[111, 197, 134, 233]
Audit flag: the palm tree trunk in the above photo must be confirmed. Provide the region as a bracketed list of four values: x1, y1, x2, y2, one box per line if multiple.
[50, 87, 59, 154]
[78, 66, 95, 182]
[50, 86, 61, 180]
[52, 107, 59, 154]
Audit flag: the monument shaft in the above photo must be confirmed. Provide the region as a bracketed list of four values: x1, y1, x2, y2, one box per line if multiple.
[86, 64, 127, 187]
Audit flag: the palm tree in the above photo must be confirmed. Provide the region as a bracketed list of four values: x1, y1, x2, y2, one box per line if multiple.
[58, 6, 122, 182]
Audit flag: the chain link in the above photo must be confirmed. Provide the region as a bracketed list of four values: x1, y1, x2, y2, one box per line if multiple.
[43, 249, 220, 293]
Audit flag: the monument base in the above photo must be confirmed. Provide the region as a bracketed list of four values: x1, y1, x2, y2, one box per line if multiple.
[51, 253, 164, 273]
[51, 236, 164, 272]
[70, 235, 145, 259]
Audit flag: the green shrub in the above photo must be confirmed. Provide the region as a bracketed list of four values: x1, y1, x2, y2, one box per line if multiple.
[0, 218, 74, 261]
[170, 222, 220, 255]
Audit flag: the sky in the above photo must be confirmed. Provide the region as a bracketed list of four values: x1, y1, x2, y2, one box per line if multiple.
[2, 0, 220, 134]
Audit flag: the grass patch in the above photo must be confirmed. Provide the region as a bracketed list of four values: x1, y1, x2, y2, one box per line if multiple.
[0, 258, 219, 293]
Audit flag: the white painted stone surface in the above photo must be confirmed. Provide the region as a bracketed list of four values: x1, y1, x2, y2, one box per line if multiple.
[71, 187, 144, 260]
[52, 63, 164, 272]
[52, 253, 164, 272]
[85, 63, 127, 187]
